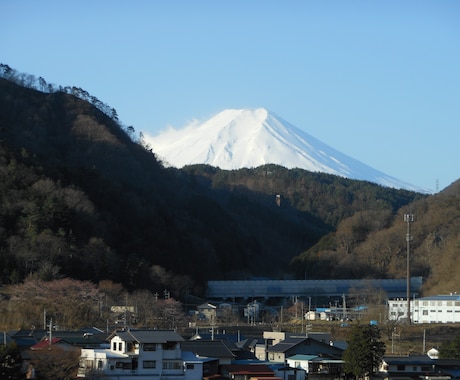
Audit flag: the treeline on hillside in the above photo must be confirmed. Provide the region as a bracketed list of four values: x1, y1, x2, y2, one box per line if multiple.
[0, 63, 121, 127]
[185, 164, 424, 227]
[0, 277, 188, 331]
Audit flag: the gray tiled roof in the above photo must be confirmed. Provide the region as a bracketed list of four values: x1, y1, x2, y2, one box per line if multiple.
[115, 329, 184, 343]
[267, 337, 307, 353]
[181, 340, 237, 358]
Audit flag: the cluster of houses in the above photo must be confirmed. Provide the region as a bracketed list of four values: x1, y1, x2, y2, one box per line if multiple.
[3, 293, 460, 379]
[4, 325, 460, 380]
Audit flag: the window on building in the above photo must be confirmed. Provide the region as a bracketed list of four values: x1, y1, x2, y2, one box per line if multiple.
[85, 360, 94, 369]
[423, 301, 428, 306]
[163, 361, 182, 370]
[447, 301, 453, 306]
[421, 366, 430, 371]
[397, 365, 405, 371]
[112, 342, 116, 351]
[118, 342, 123, 351]
[162, 342, 176, 350]
[143, 343, 156, 351]
[186, 363, 195, 370]
[143, 361, 156, 369]
[98, 360, 103, 369]
[423, 310, 428, 315]
[115, 361, 131, 369]
[455, 302, 460, 307]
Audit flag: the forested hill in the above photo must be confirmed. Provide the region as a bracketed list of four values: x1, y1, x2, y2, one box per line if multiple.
[1, 74, 455, 299]
[183, 166, 460, 295]
[291, 178, 460, 297]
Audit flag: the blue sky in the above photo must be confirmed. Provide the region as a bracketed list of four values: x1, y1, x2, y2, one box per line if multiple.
[1, 1, 459, 192]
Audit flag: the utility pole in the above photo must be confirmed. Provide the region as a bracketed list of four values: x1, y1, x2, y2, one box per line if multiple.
[404, 212, 414, 324]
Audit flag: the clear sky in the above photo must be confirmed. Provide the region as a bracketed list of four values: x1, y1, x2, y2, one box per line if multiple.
[1, 1, 459, 192]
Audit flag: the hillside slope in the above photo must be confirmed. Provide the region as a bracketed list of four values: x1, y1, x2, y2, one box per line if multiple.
[290, 179, 460, 295]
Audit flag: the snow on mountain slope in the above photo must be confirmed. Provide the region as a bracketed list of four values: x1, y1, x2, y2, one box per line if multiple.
[146, 108, 424, 192]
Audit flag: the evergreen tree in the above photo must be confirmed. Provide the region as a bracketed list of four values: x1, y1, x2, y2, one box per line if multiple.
[343, 324, 385, 379]
[0, 342, 24, 379]
[439, 336, 460, 359]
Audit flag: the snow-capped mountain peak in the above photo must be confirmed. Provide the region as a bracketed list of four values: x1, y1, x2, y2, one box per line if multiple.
[146, 108, 423, 192]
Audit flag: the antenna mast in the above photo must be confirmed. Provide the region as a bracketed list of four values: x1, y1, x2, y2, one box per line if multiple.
[404, 212, 414, 324]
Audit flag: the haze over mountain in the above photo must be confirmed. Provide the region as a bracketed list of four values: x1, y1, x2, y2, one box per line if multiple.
[147, 108, 424, 192]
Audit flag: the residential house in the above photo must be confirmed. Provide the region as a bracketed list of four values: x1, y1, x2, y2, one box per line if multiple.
[286, 354, 344, 379]
[265, 336, 344, 364]
[256, 331, 331, 361]
[235, 338, 259, 359]
[8, 329, 47, 350]
[30, 337, 77, 352]
[271, 362, 306, 380]
[24, 337, 81, 379]
[379, 354, 460, 380]
[196, 303, 217, 322]
[77, 329, 197, 380]
[49, 329, 108, 348]
[220, 363, 277, 380]
[227, 361, 306, 380]
[181, 339, 237, 365]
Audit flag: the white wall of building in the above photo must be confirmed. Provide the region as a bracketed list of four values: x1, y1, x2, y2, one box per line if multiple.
[388, 295, 460, 324]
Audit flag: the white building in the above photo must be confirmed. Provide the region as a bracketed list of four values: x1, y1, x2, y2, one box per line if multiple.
[77, 329, 203, 380]
[388, 294, 460, 324]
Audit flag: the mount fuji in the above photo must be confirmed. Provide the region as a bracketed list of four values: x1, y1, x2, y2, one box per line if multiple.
[146, 108, 423, 192]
